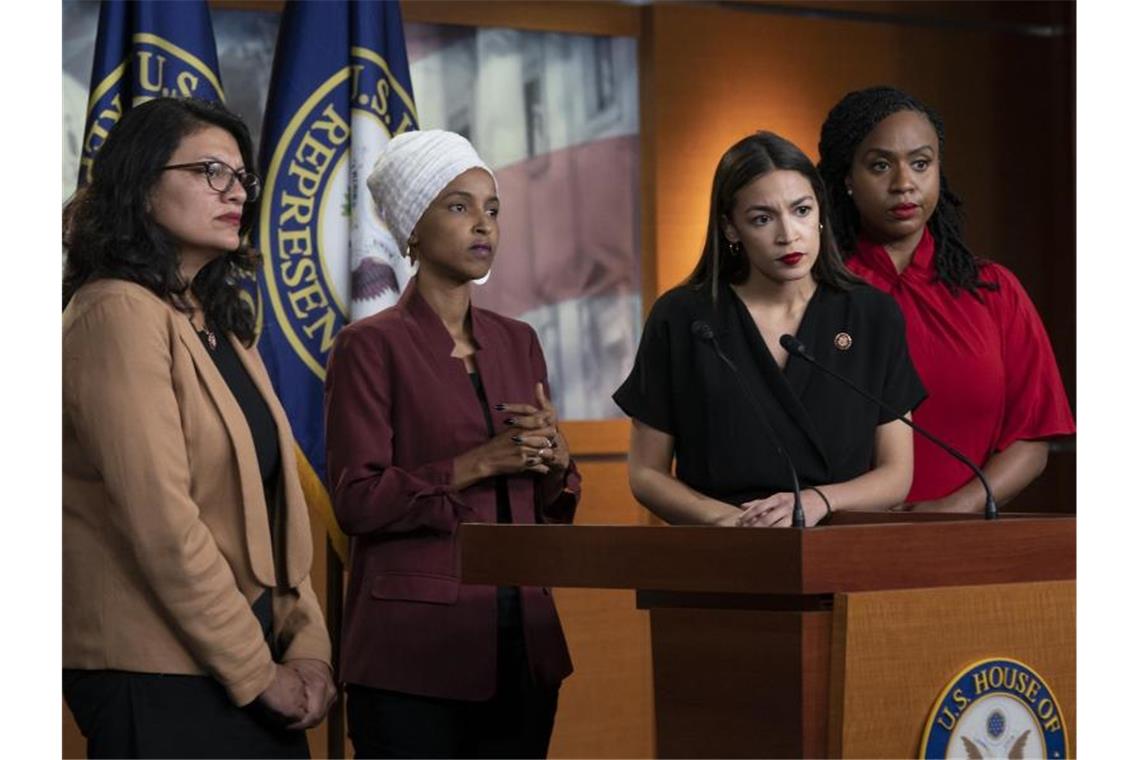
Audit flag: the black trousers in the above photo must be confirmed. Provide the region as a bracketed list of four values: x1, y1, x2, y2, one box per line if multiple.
[63, 593, 309, 759]
[347, 623, 559, 759]
[63, 669, 310, 759]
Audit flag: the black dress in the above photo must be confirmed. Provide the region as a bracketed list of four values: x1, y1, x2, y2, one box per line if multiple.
[613, 281, 926, 506]
[63, 330, 309, 760]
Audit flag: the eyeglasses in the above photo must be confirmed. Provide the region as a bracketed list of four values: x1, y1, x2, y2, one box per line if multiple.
[162, 160, 261, 202]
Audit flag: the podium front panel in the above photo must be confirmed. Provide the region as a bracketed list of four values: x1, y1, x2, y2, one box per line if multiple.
[649, 607, 832, 758]
[828, 580, 1076, 758]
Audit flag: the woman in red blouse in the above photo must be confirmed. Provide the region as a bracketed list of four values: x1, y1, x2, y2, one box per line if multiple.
[817, 86, 1074, 512]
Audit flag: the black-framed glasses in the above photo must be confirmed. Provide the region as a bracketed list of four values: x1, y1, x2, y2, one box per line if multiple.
[162, 160, 261, 202]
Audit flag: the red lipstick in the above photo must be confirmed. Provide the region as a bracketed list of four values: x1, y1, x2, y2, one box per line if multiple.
[890, 203, 919, 220]
[778, 253, 806, 266]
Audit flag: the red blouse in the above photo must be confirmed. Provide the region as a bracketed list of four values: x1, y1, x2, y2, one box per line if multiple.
[846, 228, 1075, 502]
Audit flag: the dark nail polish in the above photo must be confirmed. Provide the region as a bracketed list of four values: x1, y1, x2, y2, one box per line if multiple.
[505, 417, 516, 425]
[493, 403, 506, 411]
[550, 439, 558, 448]
[512, 435, 523, 444]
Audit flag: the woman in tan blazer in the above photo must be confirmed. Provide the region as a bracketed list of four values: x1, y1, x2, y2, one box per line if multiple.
[63, 98, 335, 758]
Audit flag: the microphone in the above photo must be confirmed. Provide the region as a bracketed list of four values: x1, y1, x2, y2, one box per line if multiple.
[778, 334, 998, 520]
[691, 321, 806, 528]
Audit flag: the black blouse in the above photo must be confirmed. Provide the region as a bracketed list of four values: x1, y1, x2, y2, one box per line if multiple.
[613, 281, 926, 506]
[469, 371, 523, 628]
[197, 330, 281, 532]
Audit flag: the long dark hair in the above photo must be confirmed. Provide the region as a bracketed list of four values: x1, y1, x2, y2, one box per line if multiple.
[817, 85, 995, 296]
[687, 131, 862, 297]
[63, 97, 260, 344]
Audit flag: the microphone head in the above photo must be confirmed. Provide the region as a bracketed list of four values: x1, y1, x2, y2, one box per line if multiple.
[691, 321, 715, 341]
[779, 334, 805, 355]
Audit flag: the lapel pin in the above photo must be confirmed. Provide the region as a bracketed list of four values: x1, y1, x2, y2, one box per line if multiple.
[834, 332, 852, 351]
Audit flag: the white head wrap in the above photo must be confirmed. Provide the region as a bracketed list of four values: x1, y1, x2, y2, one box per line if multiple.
[366, 129, 496, 254]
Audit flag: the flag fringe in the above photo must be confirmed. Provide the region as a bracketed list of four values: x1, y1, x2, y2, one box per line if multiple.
[294, 442, 349, 563]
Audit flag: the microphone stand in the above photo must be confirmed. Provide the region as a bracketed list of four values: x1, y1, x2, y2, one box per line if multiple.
[779, 334, 998, 520]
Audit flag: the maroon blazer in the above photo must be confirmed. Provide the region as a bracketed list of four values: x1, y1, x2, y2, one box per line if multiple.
[324, 281, 580, 700]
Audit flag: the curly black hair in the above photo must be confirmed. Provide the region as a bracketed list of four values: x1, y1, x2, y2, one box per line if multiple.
[817, 86, 995, 296]
[63, 97, 261, 345]
[688, 130, 863, 297]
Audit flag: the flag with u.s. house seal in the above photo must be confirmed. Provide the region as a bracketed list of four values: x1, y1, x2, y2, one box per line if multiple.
[79, 0, 224, 186]
[254, 0, 418, 561]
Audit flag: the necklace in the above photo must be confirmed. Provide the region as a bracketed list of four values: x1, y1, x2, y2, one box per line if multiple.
[190, 314, 218, 350]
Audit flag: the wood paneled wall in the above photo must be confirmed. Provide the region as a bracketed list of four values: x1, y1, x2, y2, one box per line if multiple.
[63, 2, 1074, 757]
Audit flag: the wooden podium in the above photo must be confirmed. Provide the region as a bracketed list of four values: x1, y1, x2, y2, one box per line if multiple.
[459, 513, 1075, 758]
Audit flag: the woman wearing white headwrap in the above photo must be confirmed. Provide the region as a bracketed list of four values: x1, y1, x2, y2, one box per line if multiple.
[324, 130, 581, 758]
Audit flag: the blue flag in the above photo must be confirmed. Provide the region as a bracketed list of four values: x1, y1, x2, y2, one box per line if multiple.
[255, 0, 419, 560]
[79, 0, 224, 185]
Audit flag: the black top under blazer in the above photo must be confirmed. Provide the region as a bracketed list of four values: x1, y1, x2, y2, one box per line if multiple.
[613, 280, 927, 506]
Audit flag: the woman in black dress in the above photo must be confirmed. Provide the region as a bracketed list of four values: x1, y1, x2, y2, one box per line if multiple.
[614, 131, 926, 527]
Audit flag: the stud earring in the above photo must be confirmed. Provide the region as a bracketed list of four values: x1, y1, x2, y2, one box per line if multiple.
[846, 187, 854, 197]
[727, 240, 743, 256]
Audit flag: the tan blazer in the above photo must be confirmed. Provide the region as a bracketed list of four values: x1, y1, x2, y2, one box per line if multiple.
[62, 279, 330, 706]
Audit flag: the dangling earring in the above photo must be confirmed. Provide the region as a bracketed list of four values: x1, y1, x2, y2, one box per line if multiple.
[728, 240, 743, 256]
[402, 239, 420, 276]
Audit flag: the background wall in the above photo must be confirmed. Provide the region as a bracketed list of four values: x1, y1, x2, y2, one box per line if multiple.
[62, 1, 1075, 758]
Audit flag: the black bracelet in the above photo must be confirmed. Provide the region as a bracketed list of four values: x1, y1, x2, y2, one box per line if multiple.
[807, 486, 832, 517]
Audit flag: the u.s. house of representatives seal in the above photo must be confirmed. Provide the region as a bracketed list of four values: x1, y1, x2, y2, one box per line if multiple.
[919, 657, 1068, 759]
[259, 46, 417, 378]
[81, 33, 225, 184]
